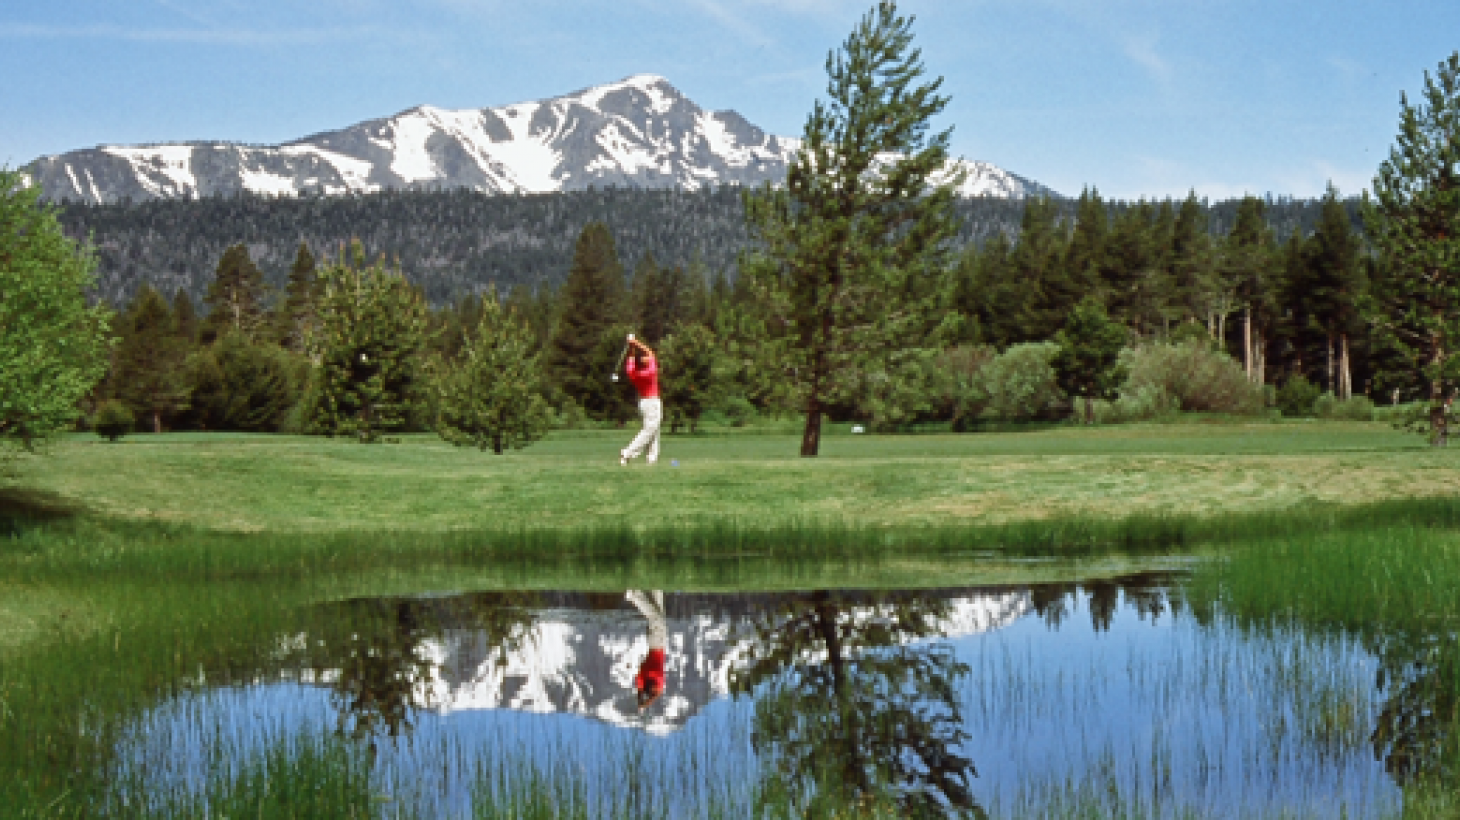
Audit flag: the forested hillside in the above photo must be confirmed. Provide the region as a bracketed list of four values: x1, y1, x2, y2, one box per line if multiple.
[56, 186, 1359, 308]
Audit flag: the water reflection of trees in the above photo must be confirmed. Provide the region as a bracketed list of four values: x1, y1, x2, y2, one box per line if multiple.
[291, 593, 538, 745]
[1028, 573, 1183, 633]
[729, 590, 987, 819]
[1370, 632, 1460, 784]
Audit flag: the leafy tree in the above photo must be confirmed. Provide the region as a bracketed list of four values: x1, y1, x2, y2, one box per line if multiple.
[186, 330, 299, 432]
[432, 290, 552, 454]
[1052, 297, 1129, 424]
[742, 1, 962, 456]
[0, 168, 113, 456]
[1363, 53, 1460, 444]
[658, 323, 719, 433]
[201, 242, 271, 343]
[311, 241, 429, 442]
[973, 341, 1065, 422]
[546, 221, 628, 419]
[109, 284, 191, 433]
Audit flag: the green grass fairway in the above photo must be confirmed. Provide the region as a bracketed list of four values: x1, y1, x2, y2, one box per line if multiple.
[10, 420, 1453, 533]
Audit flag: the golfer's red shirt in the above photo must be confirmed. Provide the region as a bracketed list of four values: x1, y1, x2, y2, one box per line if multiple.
[625, 354, 659, 399]
[635, 649, 666, 693]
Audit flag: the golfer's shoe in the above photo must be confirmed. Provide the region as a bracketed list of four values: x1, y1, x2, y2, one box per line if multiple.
[619, 451, 629, 466]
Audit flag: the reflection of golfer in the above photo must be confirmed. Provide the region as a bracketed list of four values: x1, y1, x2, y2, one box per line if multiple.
[619, 337, 662, 466]
[626, 589, 667, 709]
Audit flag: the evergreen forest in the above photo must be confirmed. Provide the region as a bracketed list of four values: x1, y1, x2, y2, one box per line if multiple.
[68, 184, 1433, 443]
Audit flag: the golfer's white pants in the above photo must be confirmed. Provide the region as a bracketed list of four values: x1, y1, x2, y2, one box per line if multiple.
[625, 589, 668, 650]
[622, 397, 662, 463]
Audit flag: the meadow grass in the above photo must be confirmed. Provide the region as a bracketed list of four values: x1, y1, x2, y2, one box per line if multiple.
[8, 421, 1449, 534]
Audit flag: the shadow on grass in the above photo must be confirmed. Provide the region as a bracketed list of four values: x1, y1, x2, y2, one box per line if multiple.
[0, 487, 83, 536]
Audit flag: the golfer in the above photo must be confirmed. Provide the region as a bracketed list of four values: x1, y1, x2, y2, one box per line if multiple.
[620, 336, 662, 466]
[626, 589, 667, 710]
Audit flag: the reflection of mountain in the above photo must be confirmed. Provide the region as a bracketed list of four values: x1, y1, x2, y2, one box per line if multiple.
[370, 590, 1031, 735]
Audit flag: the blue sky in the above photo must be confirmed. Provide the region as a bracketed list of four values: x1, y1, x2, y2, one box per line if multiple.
[3, 0, 1455, 201]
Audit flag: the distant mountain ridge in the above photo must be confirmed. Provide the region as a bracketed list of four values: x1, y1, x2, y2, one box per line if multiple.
[25, 74, 1054, 205]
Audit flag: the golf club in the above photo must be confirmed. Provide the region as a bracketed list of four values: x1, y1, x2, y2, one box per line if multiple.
[611, 333, 634, 382]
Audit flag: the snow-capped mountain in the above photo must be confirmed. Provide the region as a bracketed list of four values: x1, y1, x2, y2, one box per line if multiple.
[25, 74, 1052, 204]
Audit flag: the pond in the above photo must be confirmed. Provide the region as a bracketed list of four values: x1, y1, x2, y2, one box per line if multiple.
[107, 571, 1414, 818]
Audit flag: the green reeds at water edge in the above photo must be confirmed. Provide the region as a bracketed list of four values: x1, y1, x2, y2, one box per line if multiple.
[8, 495, 1460, 581]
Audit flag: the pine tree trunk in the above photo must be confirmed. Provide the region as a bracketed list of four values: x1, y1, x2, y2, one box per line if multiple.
[1431, 342, 1447, 447]
[802, 365, 824, 457]
[1257, 329, 1266, 385]
[1218, 313, 1227, 351]
[153, 410, 161, 435]
[1085, 396, 1094, 425]
[1339, 334, 1352, 401]
[1243, 307, 1253, 381]
[1327, 333, 1335, 395]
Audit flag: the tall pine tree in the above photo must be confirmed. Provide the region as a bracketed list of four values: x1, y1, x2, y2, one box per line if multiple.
[278, 241, 319, 354]
[1303, 185, 1365, 398]
[742, 1, 961, 455]
[546, 221, 628, 419]
[1363, 52, 1460, 444]
[311, 241, 428, 442]
[109, 285, 191, 434]
[202, 243, 271, 344]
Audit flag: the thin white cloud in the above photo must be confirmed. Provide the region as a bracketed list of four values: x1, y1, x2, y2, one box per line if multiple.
[0, 22, 392, 46]
[686, 0, 775, 47]
[1122, 32, 1172, 86]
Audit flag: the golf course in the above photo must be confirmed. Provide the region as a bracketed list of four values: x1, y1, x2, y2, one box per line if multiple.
[3, 420, 1460, 817]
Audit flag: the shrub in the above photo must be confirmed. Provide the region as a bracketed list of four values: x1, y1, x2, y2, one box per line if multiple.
[93, 399, 134, 442]
[186, 331, 301, 432]
[972, 342, 1065, 422]
[1313, 392, 1376, 421]
[552, 397, 589, 430]
[1276, 375, 1322, 417]
[1092, 385, 1180, 424]
[1118, 341, 1265, 415]
[707, 394, 757, 428]
[932, 345, 996, 431]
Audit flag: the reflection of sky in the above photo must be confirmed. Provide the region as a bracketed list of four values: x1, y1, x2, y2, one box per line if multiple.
[958, 594, 1399, 817]
[116, 588, 1403, 818]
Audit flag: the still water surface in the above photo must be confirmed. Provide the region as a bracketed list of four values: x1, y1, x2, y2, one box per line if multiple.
[117, 573, 1401, 817]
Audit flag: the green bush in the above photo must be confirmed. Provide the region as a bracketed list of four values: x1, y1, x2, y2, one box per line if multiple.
[1313, 392, 1376, 421]
[1276, 375, 1322, 417]
[1118, 341, 1265, 415]
[92, 399, 134, 442]
[185, 331, 301, 431]
[931, 345, 995, 431]
[706, 394, 757, 428]
[972, 342, 1065, 422]
[1092, 385, 1180, 424]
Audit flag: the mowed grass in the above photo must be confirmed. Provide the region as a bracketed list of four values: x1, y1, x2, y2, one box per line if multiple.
[9, 420, 1452, 534]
